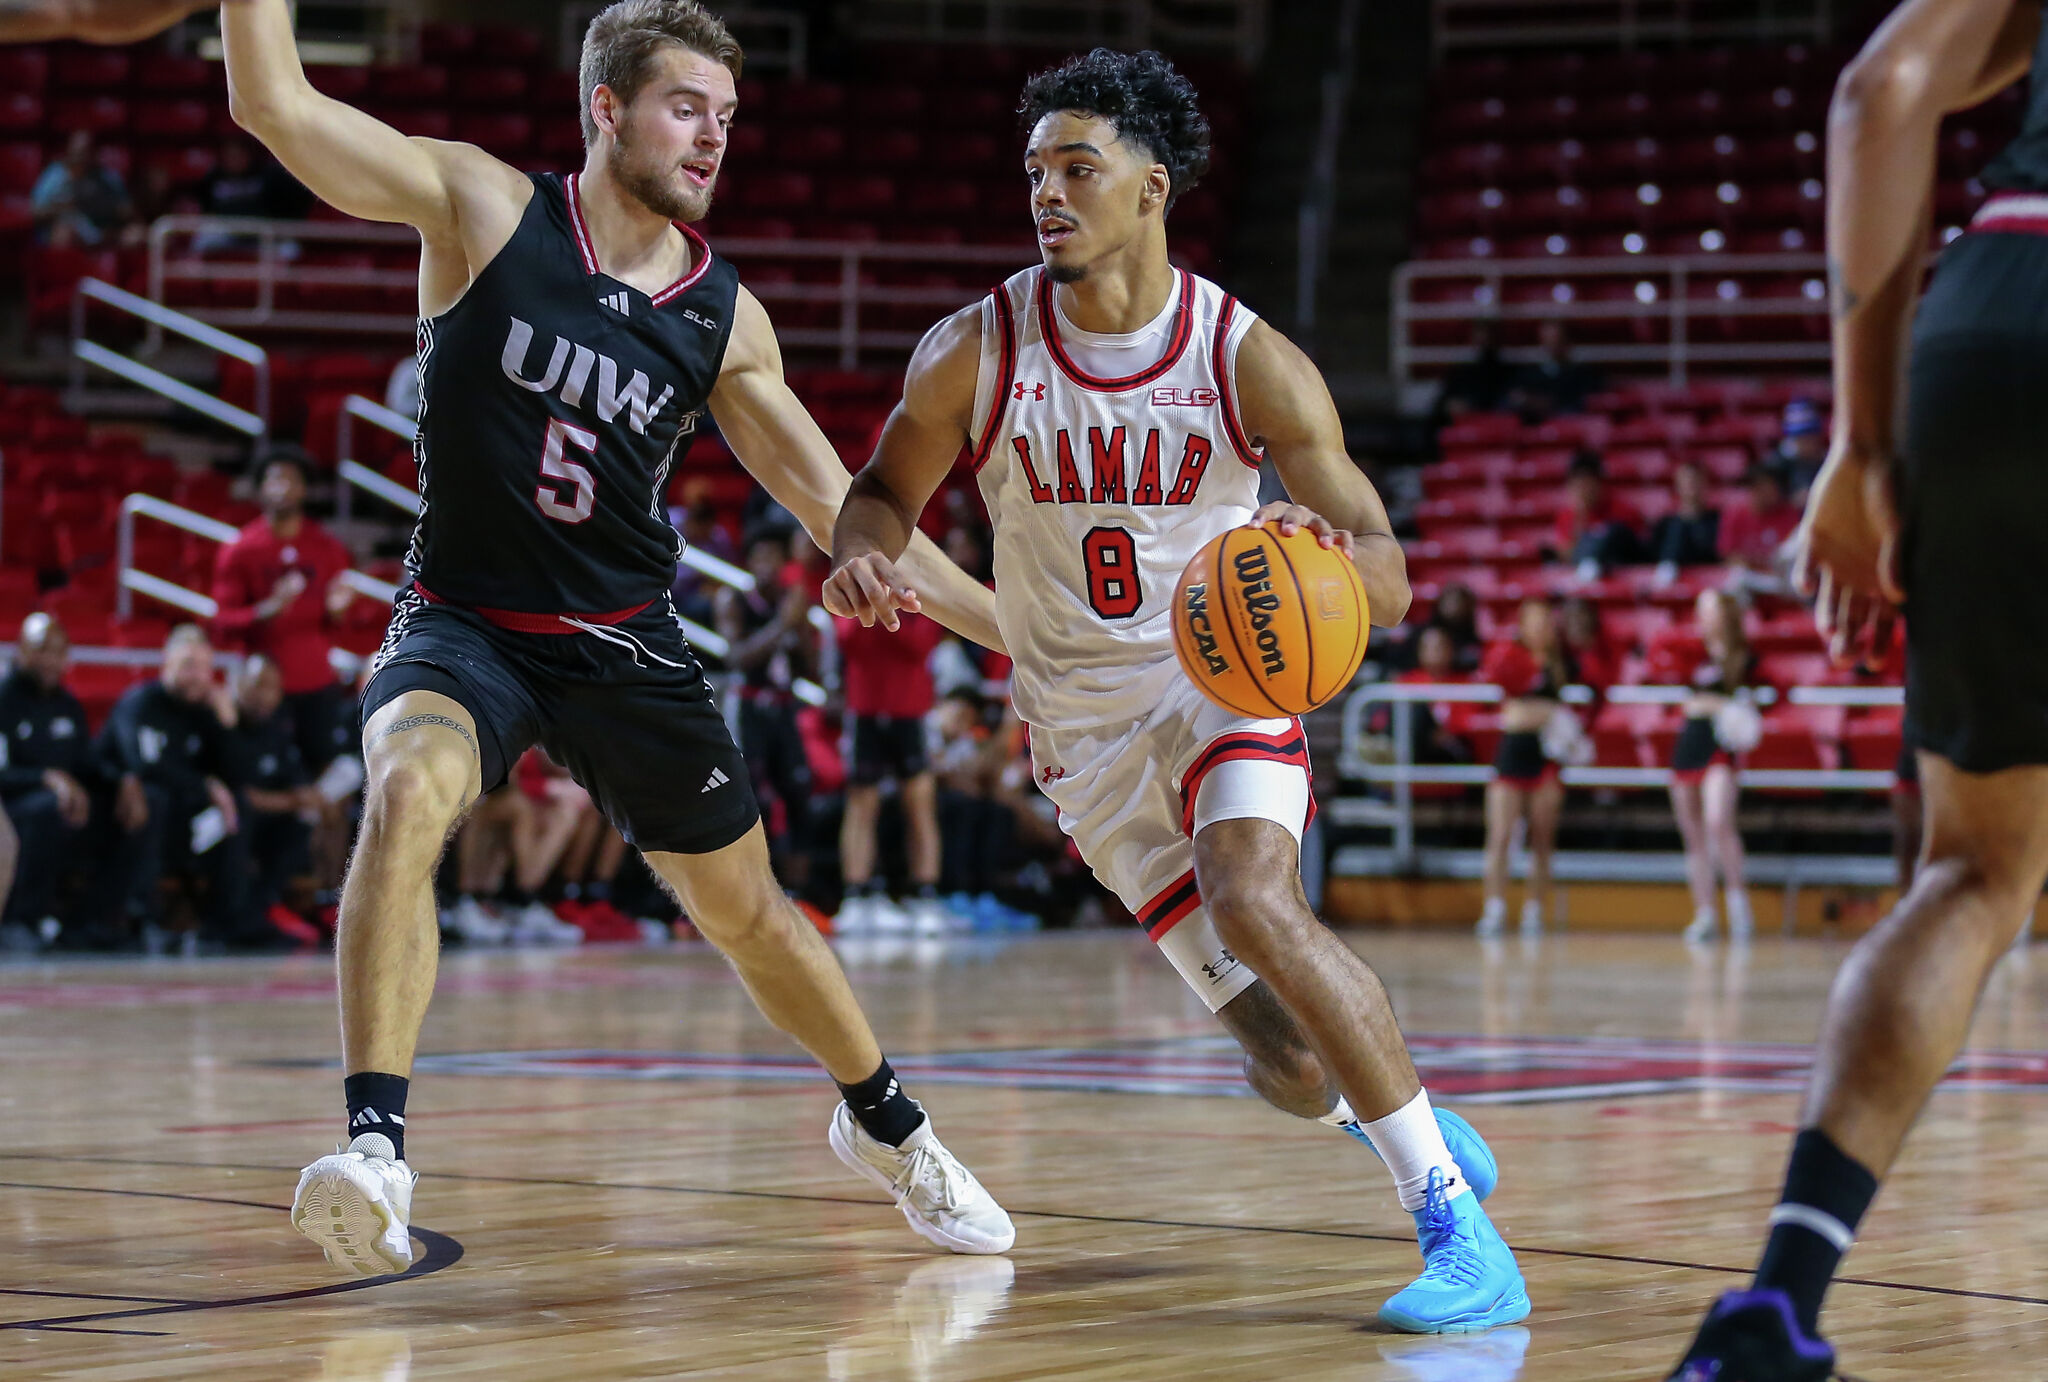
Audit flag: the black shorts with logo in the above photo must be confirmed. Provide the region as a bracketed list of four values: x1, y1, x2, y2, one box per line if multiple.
[361, 590, 758, 854]
[1901, 230, 2048, 772]
[846, 714, 928, 786]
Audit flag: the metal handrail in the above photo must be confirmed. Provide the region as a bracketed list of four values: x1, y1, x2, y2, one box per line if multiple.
[147, 219, 1030, 364]
[1392, 250, 1833, 385]
[1429, 0, 1830, 51]
[116, 491, 403, 620]
[70, 277, 270, 436]
[1339, 679, 1906, 869]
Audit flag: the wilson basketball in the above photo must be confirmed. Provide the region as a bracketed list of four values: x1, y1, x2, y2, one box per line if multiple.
[1171, 524, 1370, 718]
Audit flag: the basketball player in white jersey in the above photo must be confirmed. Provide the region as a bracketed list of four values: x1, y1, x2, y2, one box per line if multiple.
[826, 50, 1528, 1333]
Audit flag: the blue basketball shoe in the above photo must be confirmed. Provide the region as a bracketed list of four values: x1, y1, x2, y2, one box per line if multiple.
[1344, 1107, 1500, 1201]
[1666, 1289, 1836, 1382]
[1378, 1170, 1531, 1334]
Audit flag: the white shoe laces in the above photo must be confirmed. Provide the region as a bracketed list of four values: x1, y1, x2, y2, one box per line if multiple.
[892, 1138, 975, 1214]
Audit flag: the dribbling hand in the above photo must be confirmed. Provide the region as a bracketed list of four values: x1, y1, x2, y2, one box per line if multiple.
[822, 552, 922, 632]
[1249, 501, 1356, 559]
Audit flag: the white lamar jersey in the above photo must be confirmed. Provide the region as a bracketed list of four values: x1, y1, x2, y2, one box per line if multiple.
[969, 265, 1264, 729]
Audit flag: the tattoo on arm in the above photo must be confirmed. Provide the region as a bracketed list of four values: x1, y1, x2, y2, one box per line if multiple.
[1828, 255, 1861, 321]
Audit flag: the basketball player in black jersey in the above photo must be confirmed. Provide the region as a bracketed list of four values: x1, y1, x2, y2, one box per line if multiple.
[221, 0, 1017, 1274]
[1670, 1, 2048, 1377]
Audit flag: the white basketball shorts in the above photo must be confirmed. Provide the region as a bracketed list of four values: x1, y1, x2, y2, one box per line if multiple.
[1027, 677, 1314, 1012]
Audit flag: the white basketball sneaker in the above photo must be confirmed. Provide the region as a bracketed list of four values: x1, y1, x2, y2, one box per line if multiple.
[828, 1104, 1015, 1255]
[292, 1133, 418, 1276]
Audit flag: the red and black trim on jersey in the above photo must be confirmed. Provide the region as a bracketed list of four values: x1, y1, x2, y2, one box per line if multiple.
[564, 173, 716, 305]
[1037, 267, 1197, 393]
[1137, 868, 1201, 940]
[1178, 725, 1316, 838]
[969, 284, 1020, 475]
[413, 580, 654, 635]
[1213, 295, 1261, 469]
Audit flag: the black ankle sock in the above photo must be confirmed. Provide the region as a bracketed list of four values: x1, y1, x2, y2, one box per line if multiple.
[344, 1071, 410, 1161]
[1755, 1128, 1878, 1334]
[836, 1058, 925, 1147]
[913, 883, 938, 901]
[857, 878, 886, 898]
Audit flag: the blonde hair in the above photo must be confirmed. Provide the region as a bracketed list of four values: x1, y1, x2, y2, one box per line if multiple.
[165, 623, 211, 655]
[578, 0, 743, 147]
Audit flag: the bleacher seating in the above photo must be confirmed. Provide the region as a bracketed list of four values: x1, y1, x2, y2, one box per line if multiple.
[1410, 366, 1906, 780]
[1410, 40, 2019, 356]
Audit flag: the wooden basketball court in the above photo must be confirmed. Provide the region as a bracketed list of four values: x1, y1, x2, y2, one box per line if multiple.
[8, 930, 2047, 1380]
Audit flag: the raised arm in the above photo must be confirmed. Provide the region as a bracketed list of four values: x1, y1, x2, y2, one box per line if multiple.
[1235, 319, 1412, 628]
[221, 0, 526, 256]
[1802, 0, 2031, 654]
[709, 290, 1004, 652]
[824, 305, 982, 632]
[0, 0, 213, 43]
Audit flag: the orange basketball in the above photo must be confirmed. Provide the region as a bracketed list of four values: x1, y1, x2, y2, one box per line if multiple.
[1171, 524, 1370, 718]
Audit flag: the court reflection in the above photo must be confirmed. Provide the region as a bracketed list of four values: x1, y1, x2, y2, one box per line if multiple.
[825, 1256, 1017, 1381]
[1375, 1324, 1529, 1381]
[310, 1330, 411, 1381]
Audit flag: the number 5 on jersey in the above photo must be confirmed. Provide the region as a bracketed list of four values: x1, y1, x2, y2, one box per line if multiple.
[537, 417, 598, 524]
[1083, 526, 1141, 619]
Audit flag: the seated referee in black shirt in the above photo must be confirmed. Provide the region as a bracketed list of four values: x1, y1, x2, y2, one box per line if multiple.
[0, 613, 91, 944]
[95, 624, 249, 951]
[228, 653, 324, 942]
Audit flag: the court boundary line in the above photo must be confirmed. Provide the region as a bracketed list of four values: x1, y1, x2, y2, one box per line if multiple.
[0, 1180, 463, 1333]
[7, 1152, 2043, 1312]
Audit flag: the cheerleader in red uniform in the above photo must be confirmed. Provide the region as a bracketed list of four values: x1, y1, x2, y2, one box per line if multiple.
[1670, 589, 1767, 942]
[1477, 599, 1602, 936]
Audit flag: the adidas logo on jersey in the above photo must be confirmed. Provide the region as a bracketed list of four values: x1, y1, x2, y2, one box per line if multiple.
[600, 291, 631, 316]
[702, 767, 730, 793]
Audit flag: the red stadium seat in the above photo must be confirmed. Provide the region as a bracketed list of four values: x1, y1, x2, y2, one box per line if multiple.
[452, 113, 533, 159]
[131, 99, 211, 144]
[453, 66, 528, 106]
[0, 92, 42, 135]
[135, 53, 211, 93]
[49, 96, 127, 135]
[369, 66, 449, 103]
[777, 127, 847, 166]
[773, 81, 845, 122]
[53, 48, 130, 89]
[0, 48, 47, 94]
[0, 141, 40, 195]
[473, 24, 543, 64]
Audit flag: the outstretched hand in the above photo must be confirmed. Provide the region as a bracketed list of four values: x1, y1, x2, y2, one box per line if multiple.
[822, 551, 923, 632]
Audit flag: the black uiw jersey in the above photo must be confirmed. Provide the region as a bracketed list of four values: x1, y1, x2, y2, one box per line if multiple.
[1983, 5, 2048, 192]
[408, 172, 739, 619]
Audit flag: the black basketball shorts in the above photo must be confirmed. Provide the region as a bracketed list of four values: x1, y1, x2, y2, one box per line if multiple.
[846, 714, 928, 787]
[1901, 230, 2048, 773]
[361, 590, 759, 854]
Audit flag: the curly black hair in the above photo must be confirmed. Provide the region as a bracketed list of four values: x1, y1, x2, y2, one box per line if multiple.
[1017, 49, 1211, 213]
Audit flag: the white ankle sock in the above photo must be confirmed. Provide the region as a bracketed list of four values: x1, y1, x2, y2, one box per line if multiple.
[1319, 1096, 1358, 1128]
[1360, 1089, 1471, 1212]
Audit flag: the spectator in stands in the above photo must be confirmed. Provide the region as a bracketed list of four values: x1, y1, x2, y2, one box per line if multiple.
[227, 654, 325, 945]
[1477, 598, 1596, 938]
[1718, 460, 1803, 597]
[1559, 596, 1620, 693]
[212, 449, 358, 773]
[1509, 320, 1603, 420]
[32, 130, 136, 248]
[1388, 626, 1477, 765]
[717, 528, 814, 884]
[1669, 589, 1763, 944]
[930, 691, 1043, 930]
[1650, 458, 1723, 582]
[97, 625, 251, 949]
[833, 608, 949, 935]
[195, 140, 313, 254]
[669, 499, 735, 630]
[1411, 581, 1483, 672]
[439, 752, 589, 946]
[0, 614, 82, 943]
[383, 351, 420, 423]
[1553, 450, 1645, 578]
[1767, 397, 1828, 496]
[1436, 319, 1514, 422]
